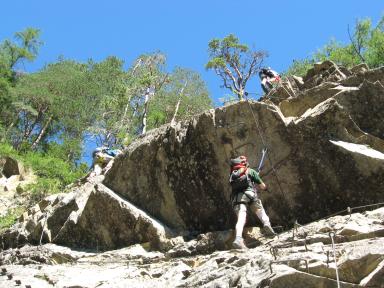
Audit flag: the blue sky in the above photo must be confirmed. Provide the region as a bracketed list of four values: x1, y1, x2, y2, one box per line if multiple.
[1, 1, 383, 104]
[1, 1, 383, 163]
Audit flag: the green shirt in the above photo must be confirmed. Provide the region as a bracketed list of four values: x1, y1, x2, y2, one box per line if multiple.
[248, 168, 263, 185]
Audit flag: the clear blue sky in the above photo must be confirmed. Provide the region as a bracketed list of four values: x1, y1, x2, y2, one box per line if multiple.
[1, 1, 383, 104]
[1, 1, 383, 163]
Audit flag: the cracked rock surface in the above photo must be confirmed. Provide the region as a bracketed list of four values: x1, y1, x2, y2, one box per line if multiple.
[1, 61, 384, 287]
[0, 207, 383, 287]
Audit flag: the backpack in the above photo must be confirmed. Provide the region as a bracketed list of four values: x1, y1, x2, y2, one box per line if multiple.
[104, 148, 120, 157]
[261, 68, 278, 78]
[265, 69, 276, 78]
[229, 156, 252, 192]
[93, 147, 121, 159]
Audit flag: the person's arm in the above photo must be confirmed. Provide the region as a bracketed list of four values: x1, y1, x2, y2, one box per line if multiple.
[249, 169, 267, 190]
[104, 154, 115, 161]
[258, 182, 267, 190]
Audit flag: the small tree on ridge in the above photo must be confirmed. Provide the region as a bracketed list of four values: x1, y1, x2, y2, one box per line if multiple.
[206, 34, 267, 101]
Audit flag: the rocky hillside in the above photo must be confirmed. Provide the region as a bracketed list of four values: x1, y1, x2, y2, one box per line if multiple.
[0, 206, 383, 287]
[0, 156, 35, 218]
[0, 61, 383, 287]
[103, 60, 384, 232]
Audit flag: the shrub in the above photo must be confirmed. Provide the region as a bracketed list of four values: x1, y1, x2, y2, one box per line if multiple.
[0, 207, 24, 232]
[0, 142, 86, 202]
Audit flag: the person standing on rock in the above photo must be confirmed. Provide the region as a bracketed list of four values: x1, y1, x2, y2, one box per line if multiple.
[89, 147, 121, 177]
[229, 155, 276, 249]
[259, 67, 280, 94]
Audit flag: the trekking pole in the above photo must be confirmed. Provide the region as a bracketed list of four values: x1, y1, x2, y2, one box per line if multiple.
[257, 148, 268, 172]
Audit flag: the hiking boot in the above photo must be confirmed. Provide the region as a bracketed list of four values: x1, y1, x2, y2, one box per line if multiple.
[232, 236, 248, 250]
[262, 225, 276, 237]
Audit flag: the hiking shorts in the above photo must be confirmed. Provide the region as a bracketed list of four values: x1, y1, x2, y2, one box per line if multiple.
[232, 190, 263, 212]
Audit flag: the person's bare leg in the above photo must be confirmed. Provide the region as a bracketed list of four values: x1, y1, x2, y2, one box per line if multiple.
[235, 204, 247, 238]
[102, 159, 114, 174]
[93, 164, 103, 176]
[233, 204, 248, 249]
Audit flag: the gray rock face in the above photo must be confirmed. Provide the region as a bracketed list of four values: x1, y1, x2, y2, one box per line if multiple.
[0, 61, 383, 287]
[0, 180, 173, 250]
[1, 156, 24, 178]
[1, 206, 383, 288]
[302, 60, 351, 89]
[104, 61, 384, 232]
[105, 112, 234, 232]
[0, 158, 35, 217]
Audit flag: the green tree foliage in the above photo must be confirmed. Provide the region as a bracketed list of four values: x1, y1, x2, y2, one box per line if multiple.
[0, 28, 42, 139]
[130, 53, 169, 135]
[0, 28, 213, 204]
[0, 207, 24, 232]
[284, 59, 315, 77]
[285, 16, 384, 76]
[0, 142, 86, 203]
[9, 60, 101, 154]
[150, 67, 212, 128]
[206, 34, 267, 100]
[365, 17, 384, 67]
[86, 56, 131, 147]
[1, 29, 212, 174]
[89, 54, 212, 146]
[0, 28, 42, 73]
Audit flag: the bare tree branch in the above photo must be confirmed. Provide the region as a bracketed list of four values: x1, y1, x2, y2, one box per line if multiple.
[348, 24, 366, 63]
[31, 115, 53, 150]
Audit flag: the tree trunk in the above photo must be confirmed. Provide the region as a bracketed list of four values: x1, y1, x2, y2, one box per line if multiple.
[171, 81, 188, 126]
[3, 122, 14, 142]
[31, 115, 53, 150]
[171, 99, 182, 126]
[141, 87, 151, 135]
[120, 91, 132, 129]
[23, 109, 44, 140]
[238, 86, 245, 101]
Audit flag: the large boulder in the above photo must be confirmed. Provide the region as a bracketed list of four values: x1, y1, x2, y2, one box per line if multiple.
[105, 112, 235, 232]
[0, 157, 35, 217]
[302, 60, 351, 89]
[104, 86, 384, 234]
[1, 156, 25, 178]
[0, 181, 174, 250]
[279, 66, 384, 140]
[2, 61, 383, 254]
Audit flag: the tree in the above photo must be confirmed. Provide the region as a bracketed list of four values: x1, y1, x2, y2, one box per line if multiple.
[284, 58, 315, 77]
[285, 16, 384, 77]
[130, 52, 169, 134]
[0, 29, 208, 170]
[10, 59, 103, 153]
[0, 28, 42, 141]
[87, 56, 212, 146]
[365, 17, 384, 67]
[206, 34, 267, 100]
[167, 67, 211, 124]
[1, 28, 42, 72]
[86, 56, 130, 147]
[318, 17, 384, 68]
[148, 67, 212, 129]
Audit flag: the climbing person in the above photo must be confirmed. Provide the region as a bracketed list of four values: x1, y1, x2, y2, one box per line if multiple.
[259, 67, 280, 94]
[229, 155, 276, 249]
[89, 147, 122, 177]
